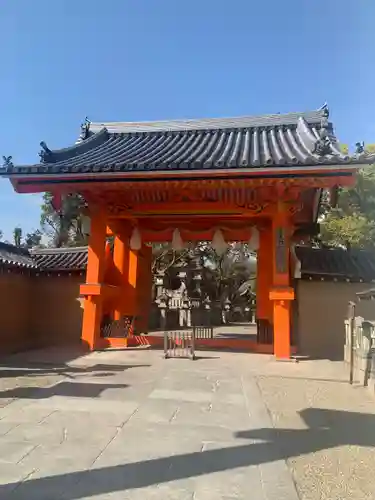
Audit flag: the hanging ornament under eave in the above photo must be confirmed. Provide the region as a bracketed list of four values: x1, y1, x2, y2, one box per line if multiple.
[290, 243, 302, 279]
[248, 226, 260, 251]
[130, 226, 142, 251]
[172, 228, 184, 251]
[212, 229, 227, 255]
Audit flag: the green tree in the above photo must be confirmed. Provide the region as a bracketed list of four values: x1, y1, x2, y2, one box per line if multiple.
[151, 241, 256, 303]
[24, 229, 43, 249]
[320, 152, 375, 249]
[40, 193, 87, 247]
[199, 243, 256, 305]
[13, 227, 22, 247]
[152, 242, 192, 274]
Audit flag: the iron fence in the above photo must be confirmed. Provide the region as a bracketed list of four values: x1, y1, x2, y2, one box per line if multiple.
[193, 326, 214, 339]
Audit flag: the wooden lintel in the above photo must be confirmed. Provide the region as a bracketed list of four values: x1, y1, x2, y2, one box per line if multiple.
[114, 208, 269, 218]
[103, 199, 306, 220]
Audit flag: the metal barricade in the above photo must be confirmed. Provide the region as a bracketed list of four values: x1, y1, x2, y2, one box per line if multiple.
[164, 330, 195, 360]
[100, 315, 134, 338]
[193, 326, 214, 339]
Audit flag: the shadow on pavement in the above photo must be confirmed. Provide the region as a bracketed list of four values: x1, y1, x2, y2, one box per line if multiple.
[0, 381, 130, 399]
[2, 407, 375, 498]
[0, 363, 150, 379]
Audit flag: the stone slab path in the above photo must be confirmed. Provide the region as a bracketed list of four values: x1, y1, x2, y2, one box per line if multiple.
[0, 347, 374, 499]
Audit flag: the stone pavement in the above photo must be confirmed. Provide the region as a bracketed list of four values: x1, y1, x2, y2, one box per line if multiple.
[0, 348, 374, 499]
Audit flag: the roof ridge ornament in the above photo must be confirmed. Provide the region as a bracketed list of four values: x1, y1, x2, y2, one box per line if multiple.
[2, 155, 13, 169]
[79, 117, 91, 141]
[313, 103, 332, 156]
[318, 102, 329, 114]
[39, 141, 52, 163]
[355, 141, 375, 164]
[355, 141, 365, 154]
[296, 110, 332, 157]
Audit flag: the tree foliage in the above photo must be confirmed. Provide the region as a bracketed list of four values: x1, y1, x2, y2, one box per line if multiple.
[152, 241, 256, 304]
[152, 242, 195, 275]
[11, 227, 43, 249]
[200, 244, 255, 304]
[40, 193, 87, 247]
[13, 227, 22, 247]
[320, 159, 375, 250]
[24, 229, 43, 249]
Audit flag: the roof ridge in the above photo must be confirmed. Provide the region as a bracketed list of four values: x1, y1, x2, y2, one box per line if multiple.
[90, 109, 326, 127]
[30, 246, 88, 255]
[89, 109, 327, 134]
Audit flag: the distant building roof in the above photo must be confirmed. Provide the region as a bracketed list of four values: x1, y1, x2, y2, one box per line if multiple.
[0, 243, 86, 272]
[30, 247, 88, 271]
[0, 242, 36, 269]
[296, 246, 375, 282]
[2, 108, 373, 178]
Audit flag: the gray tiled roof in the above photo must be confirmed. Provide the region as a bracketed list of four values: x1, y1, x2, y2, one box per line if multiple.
[30, 247, 88, 271]
[0, 242, 36, 268]
[296, 246, 375, 281]
[2, 109, 372, 176]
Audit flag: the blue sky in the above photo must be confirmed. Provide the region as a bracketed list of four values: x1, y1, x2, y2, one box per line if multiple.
[0, 0, 374, 241]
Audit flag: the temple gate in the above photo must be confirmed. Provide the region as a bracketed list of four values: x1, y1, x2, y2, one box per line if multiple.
[1, 106, 371, 358]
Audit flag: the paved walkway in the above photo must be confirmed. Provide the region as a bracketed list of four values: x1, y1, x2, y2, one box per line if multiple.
[0, 348, 374, 499]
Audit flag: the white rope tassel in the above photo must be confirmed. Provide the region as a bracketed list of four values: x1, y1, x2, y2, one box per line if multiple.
[248, 226, 259, 251]
[212, 229, 227, 255]
[172, 228, 184, 251]
[130, 226, 142, 250]
[290, 243, 302, 279]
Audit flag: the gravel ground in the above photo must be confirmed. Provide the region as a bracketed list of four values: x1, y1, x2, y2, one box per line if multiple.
[253, 359, 375, 500]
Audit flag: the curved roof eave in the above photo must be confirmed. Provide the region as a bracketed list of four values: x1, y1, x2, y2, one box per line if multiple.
[40, 128, 109, 164]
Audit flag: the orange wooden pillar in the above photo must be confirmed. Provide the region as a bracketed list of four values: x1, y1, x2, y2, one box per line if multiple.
[113, 232, 130, 321]
[127, 247, 139, 335]
[269, 204, 294, 359]
[80, 212, 107, 350]
[256, 226, 273, 335]
[101, 241, 115, 319]
[135, 245, 153, 333]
